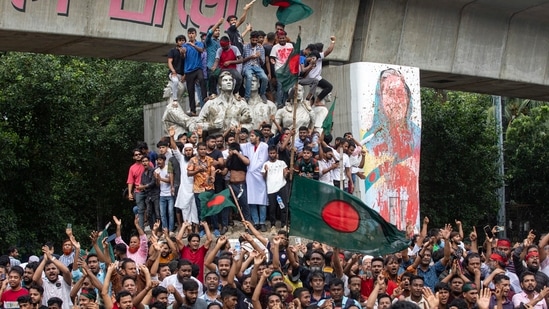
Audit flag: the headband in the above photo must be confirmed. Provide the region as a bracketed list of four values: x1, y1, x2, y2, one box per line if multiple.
[80, 289, 97, 301]
[268, 271, 283, 281]
[497, 239, 511, 248]
[490, 253, 507, 264]
[462, 283, 477, 293]
[526, 251, 539, 260]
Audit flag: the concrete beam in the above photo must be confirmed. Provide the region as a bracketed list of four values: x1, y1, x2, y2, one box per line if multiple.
[0, 0, 359, 62]
[356, 0, 549, 100]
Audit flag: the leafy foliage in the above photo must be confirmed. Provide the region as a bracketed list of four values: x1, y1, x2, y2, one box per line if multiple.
[505, 106, 549, 231]
[0, 52, 166, 255]
[419, 89, 501, 229]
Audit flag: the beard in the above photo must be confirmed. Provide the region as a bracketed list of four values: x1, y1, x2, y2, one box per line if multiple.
[349, 291, 361, 301]
[184, 155, 193, 162]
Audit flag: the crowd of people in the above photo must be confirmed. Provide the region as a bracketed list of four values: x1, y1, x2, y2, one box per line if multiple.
[2, 214, 548, 309]
[3, 4, 544, 309]
[166, 0, 334, 114]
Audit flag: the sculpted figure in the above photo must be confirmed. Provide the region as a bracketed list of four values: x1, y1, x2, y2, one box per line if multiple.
[189, 71, 252, 134]
[162, 100, 191, 138]
[162, 81, 186, 104]
[273, 85, 315, 134]
[248, 75, 277, 128]
[311, 90, 333, 134]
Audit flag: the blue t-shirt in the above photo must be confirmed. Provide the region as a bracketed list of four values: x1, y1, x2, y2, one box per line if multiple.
[184, 41, 205, 74]
[205, 30, 220, 68]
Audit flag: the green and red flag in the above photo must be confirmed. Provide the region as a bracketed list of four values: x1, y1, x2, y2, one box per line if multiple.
[198, 189, 237, 220]
[289, 176, 410, 255]
[262, 0, 313, 24]
[321, 98, 336, 133]
[275, 34, 301, 94]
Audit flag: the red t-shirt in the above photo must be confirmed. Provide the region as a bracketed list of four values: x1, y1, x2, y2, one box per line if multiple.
[1, 288, 29, 308]
[219, 47, 238, 70]
[180, 245, 208, 282]
[361, 277, 397, 298]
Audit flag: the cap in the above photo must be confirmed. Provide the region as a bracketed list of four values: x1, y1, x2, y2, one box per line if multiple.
[462, 282, 477, 293]
[28, 255, 39, 263]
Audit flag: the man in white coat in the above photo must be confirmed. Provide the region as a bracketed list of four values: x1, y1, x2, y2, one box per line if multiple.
[169, 127, 199, 228]
[240, 129, 269, 231]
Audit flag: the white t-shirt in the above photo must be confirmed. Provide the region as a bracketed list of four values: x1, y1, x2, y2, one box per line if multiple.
[160, 274, 203, 303]
[261, 160, 287, 194]
[318, 158, 334, 184]
[332, 152, 350, 181]
[270, 43, 294, 71]
[156, 165, 171, 196]
[349, 153, 362, 174]
[42, 276, 72, 309]
[306, 52, 324, 80]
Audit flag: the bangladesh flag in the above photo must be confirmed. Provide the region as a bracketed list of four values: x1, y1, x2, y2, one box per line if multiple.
[275, 34, 301, 95]
[289, 176, 410, 255]
[321, 98, 336, 133]
[262, 0, 313, 24]
[198, 189, 237, 220]
[88, 226, 115, 262]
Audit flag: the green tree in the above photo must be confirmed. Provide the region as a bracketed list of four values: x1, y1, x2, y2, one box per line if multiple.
[419, 89, 501, 229]
[505, 105, 549, 231]
[0, 52, 166, 254]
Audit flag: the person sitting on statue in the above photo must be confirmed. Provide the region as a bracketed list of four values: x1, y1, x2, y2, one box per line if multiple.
[189, 71, 252, 135]
[302, 37, 336, 106]
[242, 31, 268, 102]
[211, 36, 243, 95]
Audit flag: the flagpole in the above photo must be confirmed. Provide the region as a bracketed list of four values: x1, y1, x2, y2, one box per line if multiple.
[289, 26, 301, 181]
[288, 82, 299, 179]
[286, 26, 301, 234]
[227, 185, 245, 222]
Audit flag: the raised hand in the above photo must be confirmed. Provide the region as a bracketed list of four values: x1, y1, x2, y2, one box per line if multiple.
[254, 251, 265, 265]
[244, 0, 256, 10]
[441, 224, 452, 239]
[113, 216, 121, 226]
[262, 267, 272, 279]
[89, 231, 99, 244]
[470, 226, 478, 242]
[476, 287, 492, 309]
[153, 220, 160, 231]
[423, 287, 439, 307]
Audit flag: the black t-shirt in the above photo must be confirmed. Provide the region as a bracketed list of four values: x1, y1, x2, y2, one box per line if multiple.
[207, 149, 225, 192]
[226, 153, 248, 172]
[168, 47, 185, 75]
[263, 43, 274, 76]
[226, 25, 244, 54]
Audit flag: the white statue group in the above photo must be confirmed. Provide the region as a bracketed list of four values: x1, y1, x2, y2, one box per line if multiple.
[162, 71, 330, 137]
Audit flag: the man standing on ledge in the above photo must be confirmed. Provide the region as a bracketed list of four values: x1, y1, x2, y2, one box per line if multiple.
[183, 28, 207, 116]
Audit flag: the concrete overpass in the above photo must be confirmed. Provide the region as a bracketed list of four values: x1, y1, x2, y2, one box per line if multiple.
[2, 0, 549, 100]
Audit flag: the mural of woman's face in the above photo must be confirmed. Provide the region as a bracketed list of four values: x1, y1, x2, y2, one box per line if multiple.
[380, 70, 409, 122]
